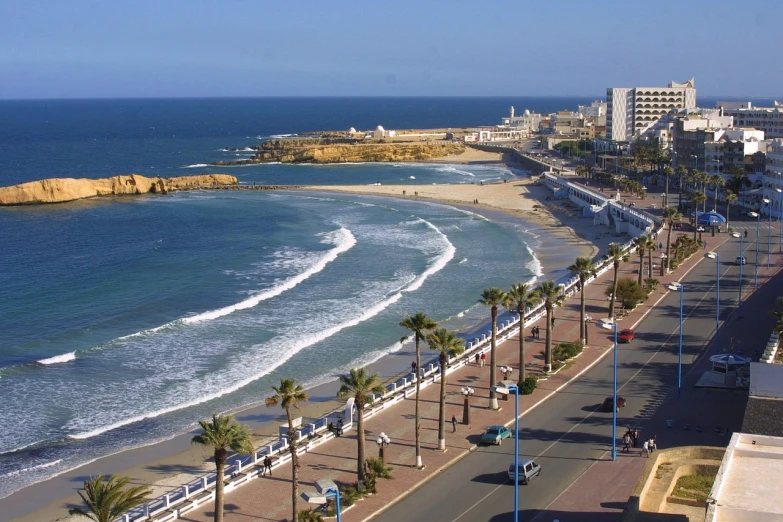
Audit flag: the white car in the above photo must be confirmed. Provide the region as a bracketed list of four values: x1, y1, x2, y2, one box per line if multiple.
[735, 256, 747, 265]
[597, 318, 617, 329]
[508, 459, 542, 484]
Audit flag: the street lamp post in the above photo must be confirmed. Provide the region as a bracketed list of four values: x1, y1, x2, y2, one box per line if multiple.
[706, 252, 720, 353]
[492, 383, 520, 522]
[777, 185, 783, 253]
[600, 321, 619, 461]
[731, 232, 744, 317]
[460, 386, 474, 425]
[768, 197, 773, 268]
[375, 432, 390, 463]
[667, 282, 685, 398]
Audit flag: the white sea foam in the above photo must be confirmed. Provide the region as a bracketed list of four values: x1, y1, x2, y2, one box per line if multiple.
[37, 352, 76, 365]
[0, 459, 63, 479]
[525, 244, 544, 286]
[409, 176, 416, 179]
[270, 133, 296, 138]
[182, 163, 208, 168]
[182, 227, 356, 324]
[458, 258, 468, 264]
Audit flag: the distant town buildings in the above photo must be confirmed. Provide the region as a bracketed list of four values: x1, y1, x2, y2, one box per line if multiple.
[500, 106, 543, 133]
[717, 101, 783, 139]
[606, 79, 697, 142]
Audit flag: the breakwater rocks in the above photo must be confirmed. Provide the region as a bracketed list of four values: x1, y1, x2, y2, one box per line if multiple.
[0, 174, 238, 206]
[212, 139, 466, 165]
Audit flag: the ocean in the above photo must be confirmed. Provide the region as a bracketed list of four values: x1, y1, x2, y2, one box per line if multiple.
[0, 96, 608, 499]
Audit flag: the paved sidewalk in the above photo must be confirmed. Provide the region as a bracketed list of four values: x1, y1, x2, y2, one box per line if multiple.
[175, 183, 733, 522]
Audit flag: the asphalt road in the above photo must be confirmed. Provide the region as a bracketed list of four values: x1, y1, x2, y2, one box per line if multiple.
[371, 236, 754, 522]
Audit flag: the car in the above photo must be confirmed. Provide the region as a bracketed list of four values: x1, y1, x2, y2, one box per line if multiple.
[735, 256, 747, 265]
[508, 459, 542, 484]
[601, 396, 627, 412]
[597, 318, 617, 329]
[618, 329, 635, 343]
[481, 425, 512, 445]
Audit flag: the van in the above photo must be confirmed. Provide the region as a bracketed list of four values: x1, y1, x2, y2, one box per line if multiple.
[507, 459, 542, 484]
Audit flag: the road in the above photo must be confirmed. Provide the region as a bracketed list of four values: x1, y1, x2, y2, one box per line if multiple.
[371, 236, 752, 522]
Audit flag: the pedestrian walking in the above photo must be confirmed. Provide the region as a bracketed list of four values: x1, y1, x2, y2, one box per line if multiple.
[411, 360, 417, 374]
[631, 429, 639, 447]
[623, 432, 631, 453]
[535, 325, 541, 339]
[530, 326, 536, 339]
[480, 352, 486, 367]
[643, 439, 650, 458]
[474, 352, 480, 365]
[551, 316, 556, 329]
[451, 415, 458, 433]
[263, 455, 273, 476]
[650, 435, 657, 453]
[337, 418, 344, 436]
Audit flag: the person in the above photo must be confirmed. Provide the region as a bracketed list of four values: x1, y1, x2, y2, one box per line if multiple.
[551, 316, 556, 329]
[535, 325, 541, 339]
[337, 418, 344, 436]
[744, 230, 748, 238]
[411, 360, 417, 374]
[658, 242, 663, 250]
[263, 455, 273, 476]
[480, 352, 486, 367]
[643, 439, 650, 458]
[530, 326, 536, 339]
[623, 432, 631, 453]
[328, 421, 335, 435]
[474, 352, 480, 365]
[650, 435, 657, 453]
[631, 429, 639, 447]
[451, 414, 458, 433]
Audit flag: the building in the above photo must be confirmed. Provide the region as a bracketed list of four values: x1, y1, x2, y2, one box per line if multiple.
[763, 138, 783, 218]
[578, 100, 607, 126]
[606, 78, 697, 143]
[500, 106, 543, 133]
[717, 101, 783, 139]
[548, 111, 585, 135]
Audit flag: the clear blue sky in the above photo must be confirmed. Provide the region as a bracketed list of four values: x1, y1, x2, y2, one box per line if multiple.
[1, 0, 781, 99]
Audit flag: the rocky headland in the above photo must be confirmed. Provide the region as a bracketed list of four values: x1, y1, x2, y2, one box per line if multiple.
[0, 174, 238, 206]
[212, 138, 466, 166]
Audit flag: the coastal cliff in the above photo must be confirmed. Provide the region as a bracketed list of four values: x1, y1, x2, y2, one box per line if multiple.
[0, 174, 238, 206]
[213, 139, 466, 165]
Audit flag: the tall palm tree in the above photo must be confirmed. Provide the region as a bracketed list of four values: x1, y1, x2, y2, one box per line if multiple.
[479, 287, 508, 409]
[726, 165, 750, 195]
[426, 328, 465, 450]
[536, 281, 563, 372]
[606, 243, 629, 319]
[337, 368, 385, 485]
[662, 207, 682, 275]
[505, 282, 541, 383]
[697, 171, 710, 212]
[399, 312, 437, 469]
[266, 378, 309, 522]
[69, 475, 151, 522]
[725, 191, 737, 229]
[692, 192, 707, 238]
[676, 165, 688, 211]
[632, 235, 648, 286]
[192, 414, 254, 522]
[644, 236, 657, 281]
[710, 174, 725, 211]
[567, 257, 596, 345]
[662, 166, 673, 206]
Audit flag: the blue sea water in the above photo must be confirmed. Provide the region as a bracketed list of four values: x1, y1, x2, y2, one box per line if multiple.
[0, 96, 608, 498]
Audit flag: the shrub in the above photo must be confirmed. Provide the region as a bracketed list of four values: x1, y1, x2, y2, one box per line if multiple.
[552, 342, 583, 363]
[519, 376, 538, 395]
[614, 278, 646, 310]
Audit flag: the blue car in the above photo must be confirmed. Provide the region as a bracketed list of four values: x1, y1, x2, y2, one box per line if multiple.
[481, 425, 512, 445]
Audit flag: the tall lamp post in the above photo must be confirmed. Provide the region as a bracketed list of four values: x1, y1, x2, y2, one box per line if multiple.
[375, 432, 390, 463]
[731, 232, 744, 317]
[460, 386, 474, 425]
[600, 320, 619, 461]
[705, 252, 721, 353]
[493, 383, 520, 522]
[667, 282, 685, 398]
[768, 195, 774, 268]
[776, 185, 783, 253]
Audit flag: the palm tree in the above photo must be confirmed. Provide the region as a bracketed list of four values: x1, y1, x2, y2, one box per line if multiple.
[337, 368, 385, 485]
[567, 257, 596, 345]
[536, 281, 563, 372]
[691, 192, 707, 238]
[505, 282, 541, 383]
[632, 235, 648, 286]
[192, 414, 254, 522]
[726, 165, 750, 196]
[676, 165, 688, 211]
[69, 475, 151, 522]
[606, 243, 629, 319]
[426, 328, 465, 450]
[697, 171, 710, 212]
[266, 378, 309, 522]
[479, 287, 508, 409]
[399, 312, 437, 469]
[645, 236, 657, 280]
[662, 207, 682, 275]
[725, 190, 737, 229]
[710, 174, 725, 212]
[662, 166, 673, 206]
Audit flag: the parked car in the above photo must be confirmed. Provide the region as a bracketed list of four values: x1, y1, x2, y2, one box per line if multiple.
[508, 459, 542, 484]
[481, 425, 512, 445]
[601, 396, 627, 412]
[618, 329, 635, 343]
[735, 256, 747, 265]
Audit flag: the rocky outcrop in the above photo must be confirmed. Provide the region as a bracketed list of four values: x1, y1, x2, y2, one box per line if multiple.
[211, 139, 466, 166]
[0, 174, 238, 206]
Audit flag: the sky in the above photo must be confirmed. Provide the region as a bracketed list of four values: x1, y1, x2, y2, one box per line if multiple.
[1, 0, 781, 99]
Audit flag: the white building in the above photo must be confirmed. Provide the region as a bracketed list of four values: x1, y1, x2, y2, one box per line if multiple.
[763, 138, 783, 218]
[606, 78, 697, 142]
[578, 100, 607, 119]
[717, 101, 783, 138]
[500, 106, 543, 132]
[702, 128, 765, 177]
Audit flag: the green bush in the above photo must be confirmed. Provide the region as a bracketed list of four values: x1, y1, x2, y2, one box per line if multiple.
[519, 376, 537, 395]
[552, 342, 583, 363]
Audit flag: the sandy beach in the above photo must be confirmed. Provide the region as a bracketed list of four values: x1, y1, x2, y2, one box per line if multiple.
[5, 167, 621, 522]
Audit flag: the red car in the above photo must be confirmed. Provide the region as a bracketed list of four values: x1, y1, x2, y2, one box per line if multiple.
[618, 329, 635, 343]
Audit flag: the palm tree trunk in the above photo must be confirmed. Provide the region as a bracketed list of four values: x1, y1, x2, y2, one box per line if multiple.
[286, 409, 299, 522]
[663, 224, 672, 276]
[637, 253, 644, 285]
[665, 175, 669, 206]
[726, 202, 731, 229]
[414, 335, 422, 468]
[609, 266, 619, 319]
[647, 249, 653, 285]
[518, 308, 526, 384]
[545, 306, 553, 372]
[579, 284, 586, 344]
[489, 308, 498, 410]
[438, 356, 446, 450]
[357, 406, 366, 485]
[214, 449, 227, 522]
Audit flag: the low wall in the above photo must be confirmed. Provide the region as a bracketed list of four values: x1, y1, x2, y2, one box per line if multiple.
[467, 144, 551, 174]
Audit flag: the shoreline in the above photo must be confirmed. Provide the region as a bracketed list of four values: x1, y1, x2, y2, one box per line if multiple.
[4, 172, 613, 522]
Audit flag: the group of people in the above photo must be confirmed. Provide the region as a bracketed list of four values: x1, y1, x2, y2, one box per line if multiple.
[622, 428, 657, 457]
[530, 325, 545, 339]
[327, 418, 345, 437]
[474, 352, 487, 367]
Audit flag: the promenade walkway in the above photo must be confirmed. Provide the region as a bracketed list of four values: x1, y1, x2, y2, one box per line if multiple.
[176, 181, 732, 522]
